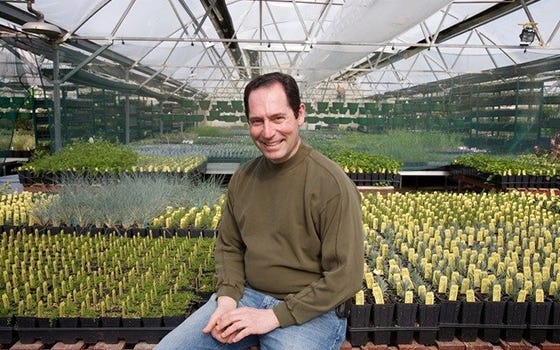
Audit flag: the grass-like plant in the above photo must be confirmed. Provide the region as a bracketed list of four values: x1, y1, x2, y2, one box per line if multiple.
[0, 228, 215, 320]
[30, 173, 225, 229]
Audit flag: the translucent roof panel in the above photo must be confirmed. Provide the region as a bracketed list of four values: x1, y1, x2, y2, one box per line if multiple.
[0, 0, 558, 101]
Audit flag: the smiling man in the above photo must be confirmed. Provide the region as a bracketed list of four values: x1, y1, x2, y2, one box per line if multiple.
[155, 72, 364, 350]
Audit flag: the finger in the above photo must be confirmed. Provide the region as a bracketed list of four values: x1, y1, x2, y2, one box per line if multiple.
[211, 328, 228, 343]
[202, 317, 218, 333]
[230, 327, 250, 343]
[220, 319, 241, 339]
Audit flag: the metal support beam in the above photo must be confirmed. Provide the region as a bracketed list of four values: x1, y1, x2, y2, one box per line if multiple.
[334, 0, 542, 81]
[52, 46, 62, 152]
[199, 0, 248, 78]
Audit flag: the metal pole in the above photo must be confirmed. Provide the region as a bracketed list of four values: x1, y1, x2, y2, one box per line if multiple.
[124, 70, 130, 144]
[52, 45, 62, 152]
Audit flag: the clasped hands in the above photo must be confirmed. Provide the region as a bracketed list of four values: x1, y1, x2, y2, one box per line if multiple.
[202, 296, 280, 344]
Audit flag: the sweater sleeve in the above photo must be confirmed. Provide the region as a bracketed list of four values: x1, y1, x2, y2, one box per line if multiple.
[214, 176, 246, 303]
[272, 183, 365, 327]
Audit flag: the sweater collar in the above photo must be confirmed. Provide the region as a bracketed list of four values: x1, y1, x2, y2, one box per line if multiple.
[263, 141, 311, 172]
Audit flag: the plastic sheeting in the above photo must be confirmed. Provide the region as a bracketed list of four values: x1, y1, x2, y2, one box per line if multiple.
[300, 0, 454, 84]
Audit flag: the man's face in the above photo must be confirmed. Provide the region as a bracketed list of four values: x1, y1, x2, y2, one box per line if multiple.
[247, 82, 305, 164]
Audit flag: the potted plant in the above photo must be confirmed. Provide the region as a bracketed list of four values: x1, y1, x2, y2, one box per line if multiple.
[502, 277, 528, 342]
[479, 283, 506, 343]
[525, 288, 551, 344]
[436, 281, 461, 342]
[416, 287, 439, 346]
[369, 276, 394, 345]
[392, 278, 417, 344]
[457, 288, 482, 342]
[347, 289, 372, 346]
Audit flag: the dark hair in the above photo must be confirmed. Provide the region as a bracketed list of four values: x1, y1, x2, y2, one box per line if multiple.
[243, 72, 301, 119]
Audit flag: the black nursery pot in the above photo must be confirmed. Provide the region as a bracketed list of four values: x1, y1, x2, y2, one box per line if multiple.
[416, 304, 440, 345]
[393, 302, 417, 344]
[15, 317, 38, 344]
[437, 299, 461, 341]
[100, 316, 121, 328]
[347, 304, 372, 346]
[525, 301, 552, 344]
[142, 316, 163, 327]
[371, 303, 394, 345]
[15, 316, 36, 328]
[458, 300, 483, 342]
[121, 317, 142, 328]
[480, 300, 506, 343]
[58, 317, 79, 328]
[79, 317, 100, 328]
[0, 317, 13, 346]
[549, 301, 560, 343]
[502, 301, 528, 342]
[162, 315, 186, 327]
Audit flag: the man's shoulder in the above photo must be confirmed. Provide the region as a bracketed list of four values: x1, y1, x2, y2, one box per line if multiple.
[236, 156, 263, 173]
[307, 149, 346, 177]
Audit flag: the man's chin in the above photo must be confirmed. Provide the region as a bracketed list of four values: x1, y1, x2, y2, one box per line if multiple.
[261, 150, 286, 163]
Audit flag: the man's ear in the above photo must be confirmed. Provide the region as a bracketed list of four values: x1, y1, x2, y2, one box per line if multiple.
[297, 103, 306, 126]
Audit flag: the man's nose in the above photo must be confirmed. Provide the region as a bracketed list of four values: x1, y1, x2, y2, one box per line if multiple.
[262, 121, 276, 138]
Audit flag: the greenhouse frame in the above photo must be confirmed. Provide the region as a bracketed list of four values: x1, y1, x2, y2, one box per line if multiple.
[1, 0, 560, 349]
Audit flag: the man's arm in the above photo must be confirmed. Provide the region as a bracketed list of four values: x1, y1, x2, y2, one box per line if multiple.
[273, 184, 365, 326]
[214, 186, 246, 302]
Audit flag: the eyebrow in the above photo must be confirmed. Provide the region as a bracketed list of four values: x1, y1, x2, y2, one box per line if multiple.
[249, 112, 288, 120]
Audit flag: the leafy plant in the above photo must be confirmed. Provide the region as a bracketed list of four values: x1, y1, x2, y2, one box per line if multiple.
[19, 139, 139, 176]
[324, 150, 402, 173]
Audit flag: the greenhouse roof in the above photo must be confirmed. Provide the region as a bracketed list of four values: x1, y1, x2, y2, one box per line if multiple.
[0, 0, 559, 102]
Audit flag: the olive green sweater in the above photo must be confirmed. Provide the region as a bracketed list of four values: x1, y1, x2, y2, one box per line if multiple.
[215, 142, 364, 327]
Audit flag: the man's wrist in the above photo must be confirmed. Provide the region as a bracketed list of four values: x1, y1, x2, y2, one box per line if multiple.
[217, 295, 236, 305]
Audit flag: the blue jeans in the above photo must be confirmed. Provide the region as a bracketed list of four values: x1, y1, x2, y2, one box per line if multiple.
[155, 286, 347, 350]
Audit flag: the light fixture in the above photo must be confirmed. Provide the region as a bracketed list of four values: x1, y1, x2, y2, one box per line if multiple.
[21, 0, 62, 39]
[519, 23, 536, 47]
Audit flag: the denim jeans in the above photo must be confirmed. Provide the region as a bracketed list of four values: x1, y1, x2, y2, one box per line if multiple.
[155, 286, 347, 350]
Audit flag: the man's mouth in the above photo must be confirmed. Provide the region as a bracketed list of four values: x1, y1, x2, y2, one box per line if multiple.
[261, 140, 282, 148]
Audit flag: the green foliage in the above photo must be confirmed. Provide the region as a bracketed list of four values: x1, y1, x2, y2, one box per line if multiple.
[11, 130, 35, 151]
[0, 229, 216, 319]
[324, 150, 402, 173]
[304, 130, 467, 166]
[20, 139, 138, 175]
[453, 153, 560, 176]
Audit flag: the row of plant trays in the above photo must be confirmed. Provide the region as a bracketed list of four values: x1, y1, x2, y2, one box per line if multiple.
[450, 166, 560, 189]
[346, 172, 402, 187]
[0, 313, 189, 345]
[16, 164, 208, 186]
[0, 290, 213, 346]
[3, 299, 558, 347]
[346, 298, 560, 347]
[0, 224, 218, 238]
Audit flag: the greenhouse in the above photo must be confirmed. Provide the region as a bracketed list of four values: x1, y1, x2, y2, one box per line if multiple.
[1, 0, 560, 349]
